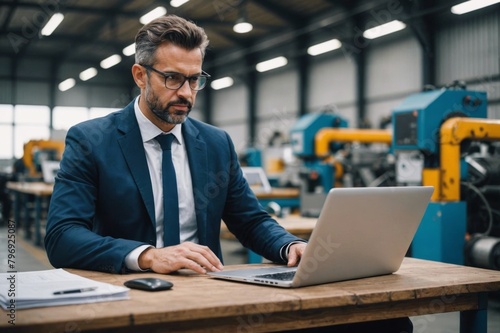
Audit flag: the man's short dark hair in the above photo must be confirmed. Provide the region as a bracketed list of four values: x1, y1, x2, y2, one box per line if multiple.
[135, 14, 209, 65]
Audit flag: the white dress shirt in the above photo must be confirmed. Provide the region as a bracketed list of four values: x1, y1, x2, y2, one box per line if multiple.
[125, 97, 198, 270]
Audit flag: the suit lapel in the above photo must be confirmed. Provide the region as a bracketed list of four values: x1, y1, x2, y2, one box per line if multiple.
[116, 104, 156, 226]
[182, 120, 208, 245]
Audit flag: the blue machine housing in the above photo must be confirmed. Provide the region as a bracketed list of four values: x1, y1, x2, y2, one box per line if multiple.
[392, 88, 487, 155]
[391, 88, 488, 265]
[290, 113, 348, 159]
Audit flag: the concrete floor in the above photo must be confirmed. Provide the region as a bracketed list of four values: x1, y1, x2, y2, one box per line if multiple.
[1, 227, 500, 332]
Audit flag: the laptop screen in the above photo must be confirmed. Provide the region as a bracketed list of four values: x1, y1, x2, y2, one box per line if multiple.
[241, 167, 272, 193]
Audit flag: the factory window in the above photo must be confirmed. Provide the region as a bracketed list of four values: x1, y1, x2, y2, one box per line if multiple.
[89, 107, 118, 119]
[0, 105, 14, 159]
[13, 105, 50, 158]
[0, 104, 13, 123]
[0, 125, 13, 159]
[0, 105, 119, 160]
[53, 106, 89, 131]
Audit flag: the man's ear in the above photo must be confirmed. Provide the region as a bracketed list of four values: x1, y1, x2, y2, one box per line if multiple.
[132, 64, 147, 89]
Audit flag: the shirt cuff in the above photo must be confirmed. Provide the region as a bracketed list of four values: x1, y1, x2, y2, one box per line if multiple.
[125, 245, 154, 271]
[280, 241, 307, 261]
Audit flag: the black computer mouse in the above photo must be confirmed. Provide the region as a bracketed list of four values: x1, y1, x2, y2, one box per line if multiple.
[124, 278, 173, 291]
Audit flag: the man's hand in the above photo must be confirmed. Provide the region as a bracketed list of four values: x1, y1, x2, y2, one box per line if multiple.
[287, 242, 307, 267]
[138, 242, 224, 274]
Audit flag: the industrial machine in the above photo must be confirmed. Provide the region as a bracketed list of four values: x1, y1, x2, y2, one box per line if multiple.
[289, 112, 348, 216]
[22, 139, 65, 178]
[392, 84, 500, 268]
[290, 112, 394, 217]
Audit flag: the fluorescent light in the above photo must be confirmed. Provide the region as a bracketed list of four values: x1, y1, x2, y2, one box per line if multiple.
[211, 77, 234, 90]
[41, 13, 64, 36]
[170, 0, 189, 7]
[79, 67, 98, 81]
[58, 78, 75, 92]
[363, 20, 406, 39]
[233, 20, 253, 34]
[100, 54, 122, 69]
[140, 6, 167, 25]
[307, 39, 342, 56]
[122, 43, 136, 56]
[256, 56, 288, 72]
[451, 0, 500, 14]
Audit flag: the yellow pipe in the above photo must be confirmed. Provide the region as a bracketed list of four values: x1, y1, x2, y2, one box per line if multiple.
[438, 118, 500, 201]
[23, 140, 65, 177]
[315, 128, 392, 157]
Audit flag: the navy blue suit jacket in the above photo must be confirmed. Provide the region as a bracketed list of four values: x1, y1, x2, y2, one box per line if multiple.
[45, 100, 301, 273]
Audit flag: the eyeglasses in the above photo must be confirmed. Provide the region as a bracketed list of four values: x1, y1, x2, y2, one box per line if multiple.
[140, 64, 211, 91]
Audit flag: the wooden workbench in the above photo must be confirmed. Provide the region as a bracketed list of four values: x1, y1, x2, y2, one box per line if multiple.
[6, 182, 54, 246]
[2, 258, 500, 332]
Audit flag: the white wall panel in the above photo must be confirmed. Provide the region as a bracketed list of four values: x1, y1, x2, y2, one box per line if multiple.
[55, 85, 88, 107]
[308, 54, 356, 110]
[257, 70, 298, 117]
[219, 123, 249, 153]
[88, 86, 130, 108]
[364, 35, 422, 128]
[436, 12, 499, 84]
[255, 114, 297, 148]
[365, 98, 403, 130]
[488, 104, 500, 119]
[335, 105, 358, 128]
[366, 35, 422, 99]
[212, 84, 247, 124]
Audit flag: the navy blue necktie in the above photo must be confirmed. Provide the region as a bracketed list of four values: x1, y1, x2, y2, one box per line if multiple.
[155, 134, 180, 246]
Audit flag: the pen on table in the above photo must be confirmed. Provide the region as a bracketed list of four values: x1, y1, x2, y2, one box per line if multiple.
[53, 287, 98, 295]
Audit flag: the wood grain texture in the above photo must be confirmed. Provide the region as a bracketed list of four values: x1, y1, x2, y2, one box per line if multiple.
[3, 258, 500, 333]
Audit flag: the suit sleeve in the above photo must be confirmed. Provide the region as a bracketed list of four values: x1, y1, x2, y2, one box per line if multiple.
[44, 125, 146, 273]
[220, 132, 305, 264]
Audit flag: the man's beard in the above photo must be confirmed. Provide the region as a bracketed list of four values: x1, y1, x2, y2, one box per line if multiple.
[145, 84, 192, 125]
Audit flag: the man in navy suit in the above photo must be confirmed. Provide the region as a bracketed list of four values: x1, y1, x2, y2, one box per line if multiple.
[45, 14, 306, 275]
[45, 14, 412, 333]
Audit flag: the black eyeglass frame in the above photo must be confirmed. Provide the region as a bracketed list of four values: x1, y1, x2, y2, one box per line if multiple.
[140, 64, 211, 91]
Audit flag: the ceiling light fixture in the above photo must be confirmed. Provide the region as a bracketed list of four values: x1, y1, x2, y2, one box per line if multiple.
[233, 4, 253, 34]
[100, 54, 122, 69]
[307, 39, 342, 56]
[256, 56, 288, 72]
[451, 0, 500, 14]
[58, 78, 75, 92]
[140, 6, 167, 25]
[211, 77, 234, 90]
[233, 18, 253, 34]
[363, 20, 406, 39]
[41, 13, 64, 36]
[170, 0, 190, 7]
[122, 43, 136, 56]
[79, 67, 98, 81]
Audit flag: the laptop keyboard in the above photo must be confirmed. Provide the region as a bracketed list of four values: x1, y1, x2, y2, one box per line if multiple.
[255, 270, 296, 281]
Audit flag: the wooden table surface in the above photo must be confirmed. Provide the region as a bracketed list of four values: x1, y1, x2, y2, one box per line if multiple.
[6, 182, 54, 196]
[220, 214, 317, 240]
[255, 187, 300, 199]
[3, 258, 500, 333]
[6, 182, 54, 246]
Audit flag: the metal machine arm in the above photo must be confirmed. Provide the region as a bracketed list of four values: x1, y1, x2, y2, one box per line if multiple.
[426, 118, 500, 202]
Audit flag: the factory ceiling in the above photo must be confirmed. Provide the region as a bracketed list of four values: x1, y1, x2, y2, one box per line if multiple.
[0, 0, 474, 80]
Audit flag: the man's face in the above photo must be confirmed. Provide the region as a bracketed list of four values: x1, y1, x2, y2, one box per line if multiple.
[139, 43, 203, 131]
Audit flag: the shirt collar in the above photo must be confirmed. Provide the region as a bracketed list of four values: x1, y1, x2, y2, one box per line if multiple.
[134, 96, 183, 145]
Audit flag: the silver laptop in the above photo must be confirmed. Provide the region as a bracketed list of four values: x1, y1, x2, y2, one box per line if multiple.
[241, 167, 272, 194]
[41, 160, 60, 183]
[209, 186, 433, 288]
